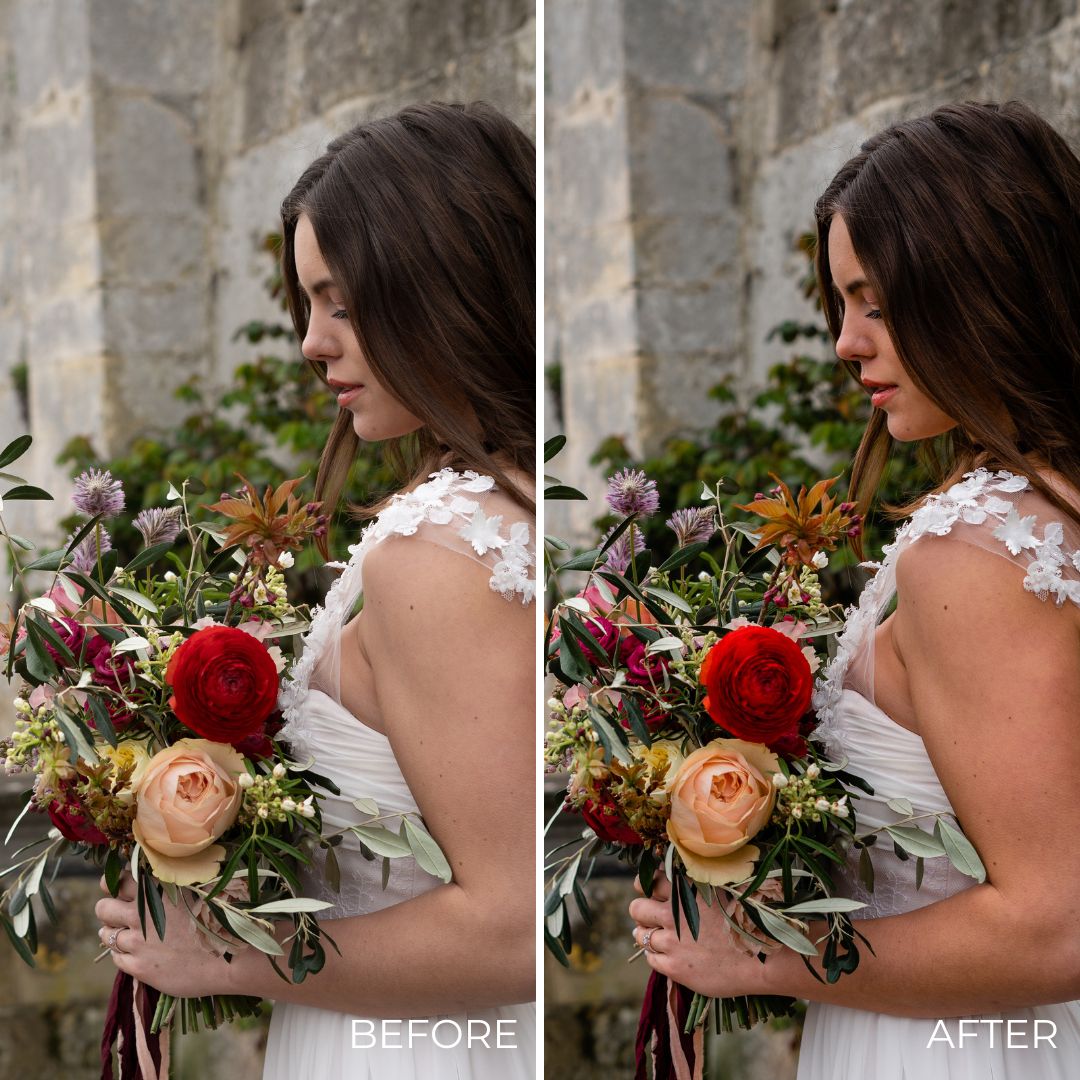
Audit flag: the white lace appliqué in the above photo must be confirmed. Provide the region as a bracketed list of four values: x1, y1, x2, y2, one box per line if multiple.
[277, 469, 536, 738]
[812, 467, 1080, 741]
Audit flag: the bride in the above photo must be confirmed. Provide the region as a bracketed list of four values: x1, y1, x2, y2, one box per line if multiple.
[95, 101, 537, 1078]
[629, 100, 1080, 1078]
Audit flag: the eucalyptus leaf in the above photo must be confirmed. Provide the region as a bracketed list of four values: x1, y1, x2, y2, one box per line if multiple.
[109, 588, 159, 615]
[352, 798, 378, 816]
[884, 824, 945, 859]
[402, 818, 452, 882]
[643, 586, 692, 614]
[885, 798, 914, 817]
[782, 897, 867, 915]
[557, 850, 583, 898]
[749, 903, 818, 956]
[223, 908, 284, 955]
[544, 435, 566, 462]
[248, 898, 334, 915]
[0, 434, 32, 470]
[935, 819, 986, 882]
[349, 824, 411, 858]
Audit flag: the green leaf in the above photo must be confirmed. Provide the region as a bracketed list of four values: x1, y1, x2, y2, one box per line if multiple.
[544, 484, 588, 501]
[643, 586, 692, 614]
[109, 587, 159, 615]
[0, 914, 36, 966]
[544, 534, 569, 551]
[657, 542, 709, 573]
[782, 897, 867, 915]
[124, 541, 176, 574]
[352, 797, 378, 816]
[586, 705, 633, 765]
[858, 846, 874, 891]
[884, 824, 945, 859]
[25, 614, 75, 668]
[0, 434, 32, 470]
[935, 819, 986, 883]
[915, 856, 924, 891]
[544, 435, 566, 462]
[52, 708, 98, 764]
[21, 549, 66, 572]
[144, 878, 168, 941]
[749, 903, 818, 956]
[2, 485, 52, 502]
[247, 898, 334, 915]
[676, 873, 700, 940]
[222, 908, 283, 955]
[5, 534, 33, 551]
[104, 848, 124, 896]
[402, 818, 452, 883]
[558, 548, 602, 572]
[349, 824, 411, 858]
[22, 622, 60, 682]
[885, 798, 914, 817]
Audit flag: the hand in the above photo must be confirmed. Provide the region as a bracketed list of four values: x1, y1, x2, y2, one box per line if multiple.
[628, 872, 775, 998]
[95, 872, 235, 998]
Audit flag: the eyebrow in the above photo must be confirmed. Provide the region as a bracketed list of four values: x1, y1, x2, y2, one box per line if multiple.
[832, 277, 869, 297]
[297, 277, 336, 299]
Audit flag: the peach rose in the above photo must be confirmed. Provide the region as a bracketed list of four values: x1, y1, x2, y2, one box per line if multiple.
[666, 738, 779, 885]
[132, 738, 244, 886]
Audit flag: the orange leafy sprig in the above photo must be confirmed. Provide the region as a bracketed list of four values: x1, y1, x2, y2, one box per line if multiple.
[207, 477, 327, 569]
[735, 474, 861, 569]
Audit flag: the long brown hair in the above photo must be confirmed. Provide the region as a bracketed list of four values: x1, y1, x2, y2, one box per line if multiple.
[280, 101, 535, 554]
[814, 100, 1080, 550]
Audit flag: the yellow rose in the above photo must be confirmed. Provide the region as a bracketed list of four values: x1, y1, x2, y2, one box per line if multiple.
[666, 738, 779, 885]
[132, 738, 244, 885]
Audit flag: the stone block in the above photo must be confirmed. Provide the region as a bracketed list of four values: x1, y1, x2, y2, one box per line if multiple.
[624, 0, 749, 96]
[632, 212, 739, 288]
[19, 116, 97, 223]
[551, 218, 635, 308]
[98, 214, 203, 287]
[18, 222, 101, 297]
[628, 92, 733, 217]
[238, 12, 292, 147]
[87, 0, 217, 95]
[552, 109, 632, 228]
[12, 0, 92, 111]
[103, 281, 209, 360]
[545, 0, 626, 109]
[94, 93, 202, 218]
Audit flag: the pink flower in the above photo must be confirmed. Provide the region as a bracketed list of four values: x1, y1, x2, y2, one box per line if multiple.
[85, 636, 135, 691]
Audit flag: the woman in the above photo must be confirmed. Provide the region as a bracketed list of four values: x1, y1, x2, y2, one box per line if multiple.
[630, 100, 1080, 1078]
[95, 101, 537, 1078]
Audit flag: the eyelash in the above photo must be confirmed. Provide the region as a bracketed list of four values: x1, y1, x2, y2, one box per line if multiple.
[866, 308, 882, 320]
[331, 309, 349, 321]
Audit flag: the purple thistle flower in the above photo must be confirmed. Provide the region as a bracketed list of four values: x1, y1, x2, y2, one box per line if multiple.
[665, 506, 717, 547]
[601, 525, 646, 574]
[605, 468, 660, 518]
[71, 468, 125, 518]
[66, 526, 113, 574]
[133, 506, 182, 547]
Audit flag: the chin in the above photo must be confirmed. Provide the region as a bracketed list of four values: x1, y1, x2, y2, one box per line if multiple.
[885, 411, 958, 443]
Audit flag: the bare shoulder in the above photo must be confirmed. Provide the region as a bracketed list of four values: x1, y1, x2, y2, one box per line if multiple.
[894, 530, 1080, 681]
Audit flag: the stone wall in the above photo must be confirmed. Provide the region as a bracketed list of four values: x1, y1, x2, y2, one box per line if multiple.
[0, 3, 534, 1076]
[546, 0, 1080, 534]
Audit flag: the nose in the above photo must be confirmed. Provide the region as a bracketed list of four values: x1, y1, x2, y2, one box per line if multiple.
[834, 311, 874, 365]
[301, 313, 341, 364]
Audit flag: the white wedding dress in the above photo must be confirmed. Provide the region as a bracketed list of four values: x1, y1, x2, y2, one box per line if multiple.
[261, 469, 537, 1080]
[798, 467, 1080, 1079]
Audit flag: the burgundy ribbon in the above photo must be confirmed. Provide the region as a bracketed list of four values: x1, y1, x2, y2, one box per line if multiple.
[634, 972, 703, 1080]
[101, 971, 165, 1080]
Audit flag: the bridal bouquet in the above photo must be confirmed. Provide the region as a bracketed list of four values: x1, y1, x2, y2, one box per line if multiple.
[542, 441, 986, 1072]
[0, 433, 446, 1076]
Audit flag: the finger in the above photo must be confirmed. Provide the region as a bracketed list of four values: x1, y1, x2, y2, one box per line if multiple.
[95, 897, 139, 928]
[115, 874, 137, 901]
[633, 877, 643, 896]
[651, 873, 672, 902]
[629, 897, 674, 929]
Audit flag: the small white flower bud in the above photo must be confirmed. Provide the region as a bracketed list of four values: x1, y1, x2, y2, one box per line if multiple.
[806, 763, 821, 779]
[272, 763, 286, 779]
[277, 551, 294, 569]
[281, 797, 296, 812]
[812, 551, 829, 570]
[47, 827, 62, 839]
[792, 805, 803, 818]
[257, 806, 269, 819]
[697, 571, 710, 582]
[547, 697, 560, 710]
[163, 570, 177, 583]
[815, 798, 830, 812]
[238, 772, 254, 789]
[772, 772, 788, 788]
[300, 803, 316, 819]
[833, 803, 850, 819]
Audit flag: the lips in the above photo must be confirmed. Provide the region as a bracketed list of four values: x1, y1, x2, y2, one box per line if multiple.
[327, 379, 364, 406]
[864, 382, 898, 408]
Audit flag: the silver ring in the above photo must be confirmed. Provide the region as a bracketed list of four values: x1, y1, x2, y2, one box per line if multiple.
[107, 927, 125, 953]
[642, 928, 656, 953]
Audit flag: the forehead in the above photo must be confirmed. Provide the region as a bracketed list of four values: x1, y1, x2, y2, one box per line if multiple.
[293, 213, 332, 284]
[827, 214, 860, 271]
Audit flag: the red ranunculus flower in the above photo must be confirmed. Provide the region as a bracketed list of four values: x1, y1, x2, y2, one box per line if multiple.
[700, 625, 812, 748]
[166, 625, 279, 744]
[579, 790, 643, 846]
[45, 788, 108, 846]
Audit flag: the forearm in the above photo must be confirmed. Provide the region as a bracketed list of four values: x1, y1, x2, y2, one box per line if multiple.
[759, 883, 1080, 1017]
[222, 882, 534, 1017]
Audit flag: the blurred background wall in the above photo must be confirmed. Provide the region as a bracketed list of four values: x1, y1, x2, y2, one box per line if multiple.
[0, 2, 534, 1077]
[544, 2, 1080, 1077]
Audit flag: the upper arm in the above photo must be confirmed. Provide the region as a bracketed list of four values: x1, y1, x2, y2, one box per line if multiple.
[355, 534, 535, 900]
[894, 534, 1080, 905]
